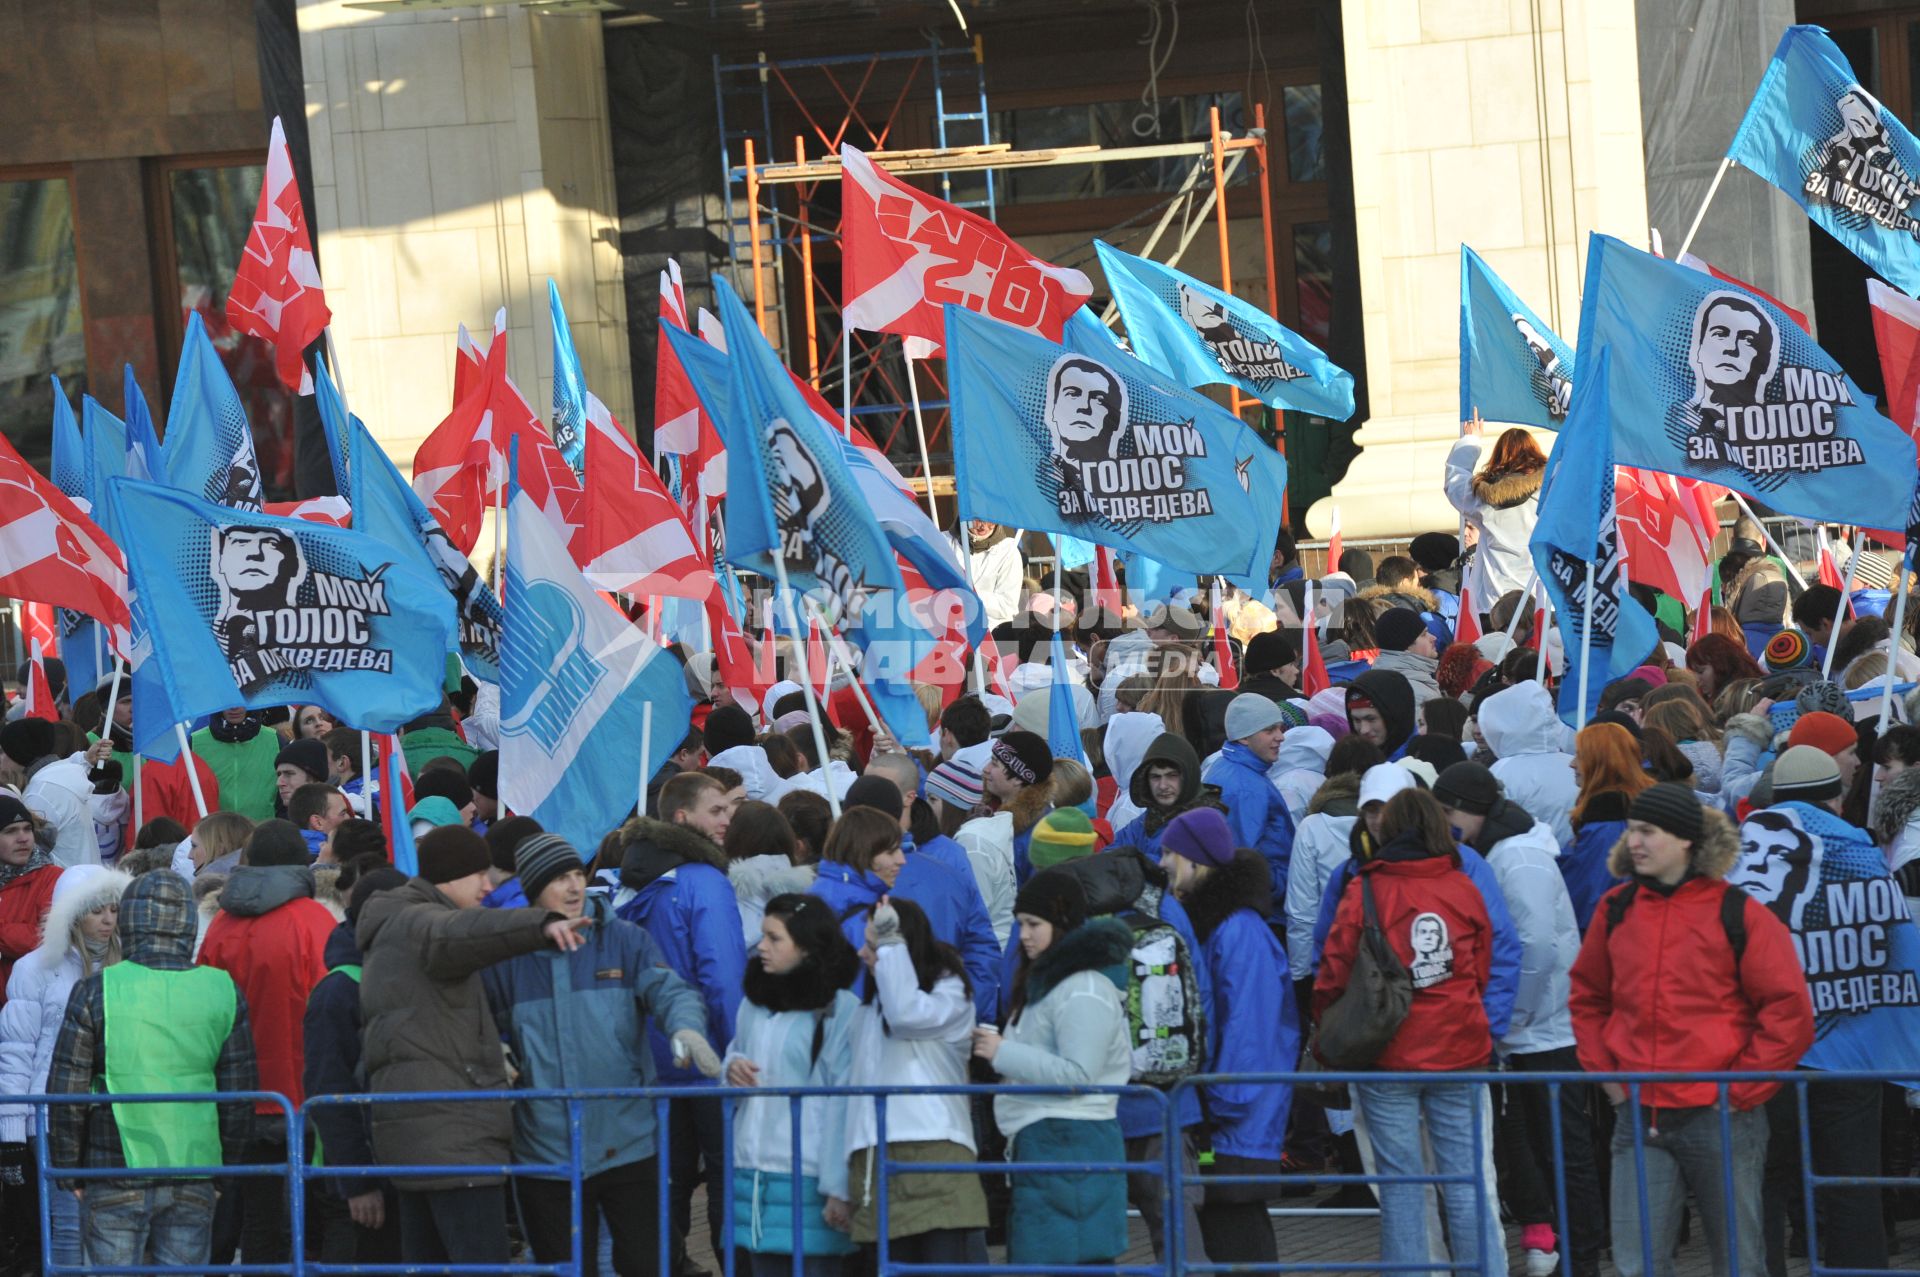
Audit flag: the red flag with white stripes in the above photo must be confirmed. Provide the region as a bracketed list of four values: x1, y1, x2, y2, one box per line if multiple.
[0, 430, 130, 654]
[574, 393, 710, 599]
[1299, 583, 1331, 697]
[225, 117, 331, 394]
[264, 495, 352, 527]
[1453, 580, 1481, 646]
[453, 323, 485, 408]
[1615, 467, 1721, 615]
[23, 640, 56, 721]
[1327, 506, 1343, 576]
[20, 602, 57, 658]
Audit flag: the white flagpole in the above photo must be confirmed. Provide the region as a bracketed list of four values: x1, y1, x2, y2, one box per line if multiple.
[1675, 157, 1732, 262]
[176, 724, 209, 819]
[1822, 528, 1866, 680]
[638, 700, 654, 819]
[92, 625, 104, 700]
[809, 602, 885, 742]
[1575, 560, 1597, 729]
[903, 353, 941, 524]
[1878, 546, 1914, 732]
[773, 558, 841, 818]
[100, 658, 125, 740]
[360, 732, 374, 818]
[491, 472, 507, 598]
[1726, 491, 1810, 590]
[1533, 578, 1552, 683]
[841, 327, 853, 440]
[132, 754, 143, 831]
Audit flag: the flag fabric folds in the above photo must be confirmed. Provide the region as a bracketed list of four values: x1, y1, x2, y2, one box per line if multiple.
[1530, 350, 1663, 726]
[548, 279, 588, 478]
[1459, 246, 1573, 430]
[576, 393, 710, 599]
[1572, 232, 1917, 529]
[0, 427, 131, 653]
[1096, 239, 1354, 420]
[1047, 628, 1088, 765]
[107, 477, 454, 759]
[1868, 279, 1920, 440]
[162, 311, 265, 511]
[49, 379, 85, 502]
[945, 303, 1270, 577]
[500, 486, 693, 854]
[1615, 468, 1722, 614]
[1728, 25, 1920, 298]
[378, 733, 418, 877]
[840, 145, 1092, 357]
[23, 641, 56, 722]
[226, 116, 331, 395]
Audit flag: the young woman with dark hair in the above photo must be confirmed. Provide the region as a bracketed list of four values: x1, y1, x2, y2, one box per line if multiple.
[725, 801, 813, 945]
[1447, 425, 1548, 602]
[725, 893, 863, 1277]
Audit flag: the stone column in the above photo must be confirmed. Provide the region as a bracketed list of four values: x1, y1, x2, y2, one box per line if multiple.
[1313, 0, 1650, 538]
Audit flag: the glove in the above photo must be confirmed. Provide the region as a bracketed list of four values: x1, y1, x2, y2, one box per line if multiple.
[869, 898, 902, 947]
[673, 1030, 723, 1079]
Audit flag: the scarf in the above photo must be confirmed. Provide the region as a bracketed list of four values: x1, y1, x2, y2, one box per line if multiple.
[208, 714, 262, 744]
[0, 844, 55, 891]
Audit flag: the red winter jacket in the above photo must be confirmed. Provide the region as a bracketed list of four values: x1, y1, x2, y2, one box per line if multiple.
[0, 861, 60, 1006]
[1570, 873, 1813, 1110]
[198, 866, 336, 1114]
[137, 754, 222, 846]
[1315, 840, 1493, 1072]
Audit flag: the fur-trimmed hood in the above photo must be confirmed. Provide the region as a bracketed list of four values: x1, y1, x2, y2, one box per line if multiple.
[1722, 711, 1777, 751]
[1359, 582, 1440, 613]
[742, 945, 856, 1013]
[618, 816, 729, 892]
[1306, 770, 1361, 818]
[1470, 466, 1544, 510]
[35, 864, 132, 966]
[1873, 766, 1920, 847]
[1020, 915, 1133, 1008]
[1179, 848, 1273, 942]
[1006, 782, 1053, 836]
[1606, 804, 1739, 879]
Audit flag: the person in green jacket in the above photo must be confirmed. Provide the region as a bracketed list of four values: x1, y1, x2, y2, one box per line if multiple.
[399, 701, 478, 776]
[191, 709, 281, 822]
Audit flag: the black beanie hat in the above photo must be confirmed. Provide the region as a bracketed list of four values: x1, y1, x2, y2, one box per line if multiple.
[417, 826, 491, 885]
[467, 750, 499, 801]
[1338, 547, 1375, 580]
[246, 818, 310, 868]
[412, 767, 473, 812]
[990, 731, 1054, 789]
[486, 815, 545, 874]
[1014, 867, 1088, 935]
[0, 793, 32, 831]
[1375, 608, 1428, 653]
[0, 718, 54, 767]
[347, 866, 409, 922]
[1629, 782, 1705, 844]
[1432, 761, 1501, 815]
[845, 774, 905, 822]
[1408, 532, 1460, 574]
[1244, 630, 1297, 676]
[276, 737, 329, 782]
[704, 704, 756, 757]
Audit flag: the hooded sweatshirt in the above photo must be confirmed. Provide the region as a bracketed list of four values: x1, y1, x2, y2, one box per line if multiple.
[1346, 669, 1417, 759]
[1477, 681, 1580, 846]
[199, 864, 338, 1113]
[1113, 732, 1219, 859]
[1101, 710, 1167, 834]
[1370, 649, 1443, 728]
[1458, 798, 1578, 1055]
[1271, 726, 1335, 822]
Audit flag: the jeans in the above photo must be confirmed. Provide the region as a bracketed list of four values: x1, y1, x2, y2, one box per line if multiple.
[395, 1185, 511, 1266]
[1763, 1076, 1886, 1277]
[1609, 1102, 1766, 1277]
[81, 1180, 216, 1269]
[1499, 1046, 1607, 1264]
[1354, 1079, 1506, 1277]
[668, 1094, 726, 1265]
[516, 1157, 663, 1277]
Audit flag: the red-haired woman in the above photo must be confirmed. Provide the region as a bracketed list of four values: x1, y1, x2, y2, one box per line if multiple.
[1445, 426, 1548, 604]
[1683, 633, 1764, 703]
[1561, 722, 1655, 931]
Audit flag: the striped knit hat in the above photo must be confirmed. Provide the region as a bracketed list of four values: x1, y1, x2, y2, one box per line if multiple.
[925, 760, 984, 812]
[514, 832, 583, 904]
[1764, 627, 1814, 672]
[1027, 808, 1099, 870]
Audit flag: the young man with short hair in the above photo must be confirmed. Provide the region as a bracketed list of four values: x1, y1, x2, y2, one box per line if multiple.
[289, 783, 351, 861]
[983, 731, 1054, 887]
[1202, 695, 1298, 909]
[939, 696, 994, 770]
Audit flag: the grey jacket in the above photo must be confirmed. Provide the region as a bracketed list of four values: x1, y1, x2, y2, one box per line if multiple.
[992, 918, 1132, 1141]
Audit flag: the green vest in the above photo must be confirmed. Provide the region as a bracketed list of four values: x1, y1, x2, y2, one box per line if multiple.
[102, 963, 237, 1169]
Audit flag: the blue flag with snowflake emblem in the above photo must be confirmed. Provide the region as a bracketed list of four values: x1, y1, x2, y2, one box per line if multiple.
[161, 311, 264, 511]
[1573, 232, 1917, 529]
[1729, 24, 1920, 298]
[1460, 245, 1574, 430]
[948, 303, 1271, 578]
[106, 476, 455, 760]
[1095, 239, 1354, 419]
[499, 485, 692, 851]
[1731, 803, 1920, 1075]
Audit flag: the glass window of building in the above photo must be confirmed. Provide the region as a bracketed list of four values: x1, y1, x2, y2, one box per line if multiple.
[0, 175, 86, 473]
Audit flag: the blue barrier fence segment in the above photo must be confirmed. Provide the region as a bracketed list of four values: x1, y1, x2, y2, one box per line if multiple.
[1720, 1083, 1740, 1277]
[21, 1070, 1920, 1276]
[1546, 1079, 1569, 1277]
[657, 1095, 673, 1277]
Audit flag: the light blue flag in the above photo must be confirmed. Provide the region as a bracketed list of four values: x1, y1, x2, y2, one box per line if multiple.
[311, 354, 352, 495]
[1049, 534, 1096, 572]
[707, 276, 941, 748]
[161, 311, 263, 510]
[946, 304, 1271, 578]
[1728, 24, 1920, 298]
[1095, 238, 1355, 420]
[1460, 245, 1573, 429]
[107, 477, 455, 760]
[1117, 552, 1188, 611]
[1573, 232, 1917, 528]
[344, 415, 504, 683]
[122, 368, 163, 485]
[1047, 628, 1087, 765]
[1730, 802, 1920, 1077]
[548, 279, 588, 478]
[384, 743, 419, 877]
[1529, 349, 1662, 726]
[82, 397, 131, 543]
[500, 485, 692, 851]
[49, 377, 85, 500]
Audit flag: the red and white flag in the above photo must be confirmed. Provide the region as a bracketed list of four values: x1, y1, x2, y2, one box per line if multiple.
[226, 116, 331, 394]
[265, 495, 352, 527]
[654, 260, 708, 457]
[1326, 505, 1343, 576]
[22, 640, 56, 722]
[0, 431, 131, 654]
[839, 145, 1092, 357]
[1868, 279, 1920, 442]
[1210, 587, 1238, 690]
[20, 602, 57, 658]
[1615, 467, 1721, 615]
[1453, 580, 1481, 646]
[1299, 581, 1331, 697]
[574, 393, 710, 599]
[1676, 251, 1810, 333]
[453, 323, 486, 408]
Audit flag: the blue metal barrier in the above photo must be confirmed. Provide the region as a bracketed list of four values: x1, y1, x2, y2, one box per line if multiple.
[18, 1069, 1920, 1277]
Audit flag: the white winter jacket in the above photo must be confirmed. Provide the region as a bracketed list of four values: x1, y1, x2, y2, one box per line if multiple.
[1271, 727, 1335, 823]
[1444, 437, 1542, 603]
[729, 856, 817, 945]
[1478, 682, 1579, 848]
[707, 745, 783, 801]
[969, 536, 1025, 631]
[1474, 811, 1578, 1055]
[956, 812, 1016, 945]
[1102, 711, 1167, 834]
[846, 945, 976, 1158]
[1284, 780, 1359, 976]
[23, 756, 97, 869]
[725, 988, 859, 1195]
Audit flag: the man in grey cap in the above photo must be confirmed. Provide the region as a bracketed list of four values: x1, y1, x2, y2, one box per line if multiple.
[1201, 693, 1297, 910]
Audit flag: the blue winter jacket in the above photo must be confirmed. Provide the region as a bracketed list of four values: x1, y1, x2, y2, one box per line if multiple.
[810, 847, 1000, 1017]
[1311, 841, 1521, 1040]
[906, 834, 1002, 1020]
[481, 896, 709, 1177]
[482, 876, 527, 910]
[1199, 907, 1298, 1160]
[613, 817, 748, 1084]
[1203, 742, 1298, 909]
[1560, 796, 1628, 933]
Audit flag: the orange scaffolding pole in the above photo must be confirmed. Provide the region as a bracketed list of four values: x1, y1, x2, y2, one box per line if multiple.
[796, 135, 821, 388]
[745, 136, 769, 340]
[1209, 106, 1245, 422]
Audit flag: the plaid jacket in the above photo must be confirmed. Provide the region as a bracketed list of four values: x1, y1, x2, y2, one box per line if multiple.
[45, 873, 256, 1181]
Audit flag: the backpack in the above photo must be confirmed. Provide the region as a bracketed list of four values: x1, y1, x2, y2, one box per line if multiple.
[1116, 906, 1206, 1087]
[1604, 880, 1748, 963]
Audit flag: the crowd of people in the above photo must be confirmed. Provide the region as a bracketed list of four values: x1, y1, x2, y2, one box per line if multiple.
[2, 427, 1920, 1276]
